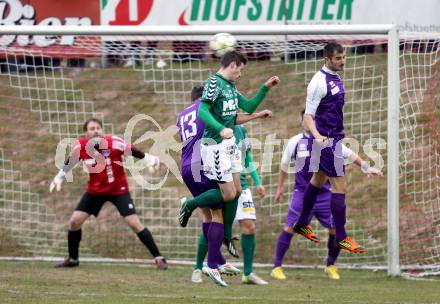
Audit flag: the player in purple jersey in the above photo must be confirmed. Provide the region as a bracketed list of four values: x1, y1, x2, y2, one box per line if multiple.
[270, 110, 383, 280]
[178, 86, 240, 281]
[293, 42, 370, 253]
[177, 86, 272, 286]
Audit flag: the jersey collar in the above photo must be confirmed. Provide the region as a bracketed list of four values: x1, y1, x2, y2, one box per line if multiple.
[322, 65, 338, 75]
[215, 72, 234, 85]
[302, 131, 312, 138]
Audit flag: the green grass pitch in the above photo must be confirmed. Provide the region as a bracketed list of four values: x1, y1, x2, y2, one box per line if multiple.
[1, 261, 439, 304]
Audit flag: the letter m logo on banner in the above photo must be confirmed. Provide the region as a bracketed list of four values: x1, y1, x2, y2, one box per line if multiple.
[102, 0, 153, 25]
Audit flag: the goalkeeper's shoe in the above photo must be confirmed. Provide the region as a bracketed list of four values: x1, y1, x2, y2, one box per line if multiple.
[270, 266, 286, 280]
[218, 263, 241, 276]
[337, 236, 366, 253]
[325, 265, 340, 280]
[293, 224, 320, 243]
[242, 273, 268, 285]
[178, 197, 192, 227]
[154, 256, 168, 270]
[223, 237, 239, 258]
[202, 266, 228, 287]
[55, 257, 79, 268]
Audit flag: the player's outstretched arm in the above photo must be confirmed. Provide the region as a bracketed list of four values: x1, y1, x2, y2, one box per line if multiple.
[129, 146, 160, 174]
[342, 145, 383, 178]
[236, 109, 273, 125]
[245, 150, 265, 199]
[49, 151, 80, 193]
[237, 76, 279, 114]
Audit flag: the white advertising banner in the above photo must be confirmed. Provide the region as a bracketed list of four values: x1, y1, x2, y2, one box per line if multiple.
[100, 0, 440, 32]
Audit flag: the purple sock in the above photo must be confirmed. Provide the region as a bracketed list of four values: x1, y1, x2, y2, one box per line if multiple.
[331, 193, 347, 241]
[296, 183, 321, 226]
[203, 223, 226, 266]
[218, 252, 226, 266]
[273, 230, 293, 268]
[326, 234, 341, 266]
[202, 222, 211, 240]
[207, 222, 224, 269]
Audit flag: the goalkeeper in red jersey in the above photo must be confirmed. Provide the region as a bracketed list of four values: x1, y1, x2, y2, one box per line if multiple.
[49, 118, 167, 270]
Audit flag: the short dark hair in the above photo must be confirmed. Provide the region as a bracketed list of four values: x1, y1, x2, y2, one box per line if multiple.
[221, 51, 247, 68]
[83, 118, 103, 131]
[191, 85, 204, 101]
[323, 42, 344, 59]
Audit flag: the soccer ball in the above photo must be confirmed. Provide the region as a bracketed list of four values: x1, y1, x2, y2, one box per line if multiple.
[209, 33, 236, 57]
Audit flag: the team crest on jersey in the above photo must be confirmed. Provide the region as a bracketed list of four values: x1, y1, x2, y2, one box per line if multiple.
[297, 143, 310, 158]
[222, 98, 238, 116]
[113, 141, 126, 151]
[102, 149, 111, 157]
[329, 81, 341, 95]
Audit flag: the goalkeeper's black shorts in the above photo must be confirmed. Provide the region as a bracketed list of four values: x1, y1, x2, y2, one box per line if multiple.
[75, 192, 136, 217]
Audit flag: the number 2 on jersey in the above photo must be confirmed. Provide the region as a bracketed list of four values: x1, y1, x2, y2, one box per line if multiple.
[179, 110, 198, 141]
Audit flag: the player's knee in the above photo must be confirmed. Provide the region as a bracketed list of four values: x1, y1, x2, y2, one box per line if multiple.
[241, 220, 255, 234]
[328, 228, 336, 236]
[69, 217, 83, 230]
[222, 191, 236, 202]
[246, 224, 255, 234]
[335, 184, 346, 193]
[331, 178, 346, 193]
[284, 227, 294, 234]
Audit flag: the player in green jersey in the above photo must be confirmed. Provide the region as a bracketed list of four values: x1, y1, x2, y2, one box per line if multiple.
[179, 51, 279, 286]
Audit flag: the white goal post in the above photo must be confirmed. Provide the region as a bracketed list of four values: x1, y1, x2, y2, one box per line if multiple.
[0, 24, 401, 276]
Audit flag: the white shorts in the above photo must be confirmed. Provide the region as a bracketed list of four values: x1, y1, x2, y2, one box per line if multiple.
[235, 188, 256, 221]
[201, 137, 242, 183]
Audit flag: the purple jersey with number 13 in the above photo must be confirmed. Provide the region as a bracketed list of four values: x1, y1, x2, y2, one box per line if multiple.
[177, 99, 205, 168]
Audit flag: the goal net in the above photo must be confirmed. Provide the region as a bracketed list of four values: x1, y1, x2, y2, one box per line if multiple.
[0, 27, 438, 275]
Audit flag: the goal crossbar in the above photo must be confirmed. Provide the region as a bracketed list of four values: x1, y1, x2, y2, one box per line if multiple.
[0, 24, 395, 36]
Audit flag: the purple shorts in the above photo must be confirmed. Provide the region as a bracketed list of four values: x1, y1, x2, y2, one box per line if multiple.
[181, 165, 223, 210]
[310, 137, 345, 177]
[285, 190, 334, 229]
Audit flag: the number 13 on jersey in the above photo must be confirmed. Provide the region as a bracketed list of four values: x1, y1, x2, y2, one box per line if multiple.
[179, 110, 198, 141]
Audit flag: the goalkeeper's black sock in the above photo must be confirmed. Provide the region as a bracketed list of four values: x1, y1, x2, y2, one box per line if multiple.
[68, 229, 82, 260]
[137, 228, 161, 258]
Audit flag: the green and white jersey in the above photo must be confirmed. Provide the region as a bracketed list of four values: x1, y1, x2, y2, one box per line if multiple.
[201, 72, 240, 143]
[234, 125, 251, 190]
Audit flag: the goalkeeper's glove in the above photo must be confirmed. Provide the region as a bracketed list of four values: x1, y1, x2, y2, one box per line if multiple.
[138, 154, 160, 174]
[49, 169, 66, 193]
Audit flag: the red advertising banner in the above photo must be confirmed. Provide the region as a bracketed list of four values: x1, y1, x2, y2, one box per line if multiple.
[0, 0, 101, 57]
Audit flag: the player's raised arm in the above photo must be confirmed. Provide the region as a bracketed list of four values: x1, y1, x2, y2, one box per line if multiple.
[49, 141, 81, 193]
[126, 145, 160, 174]
[236, 109, 273, 125]
[237, 76, 279, 114]
[342, 145, 383, 178]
